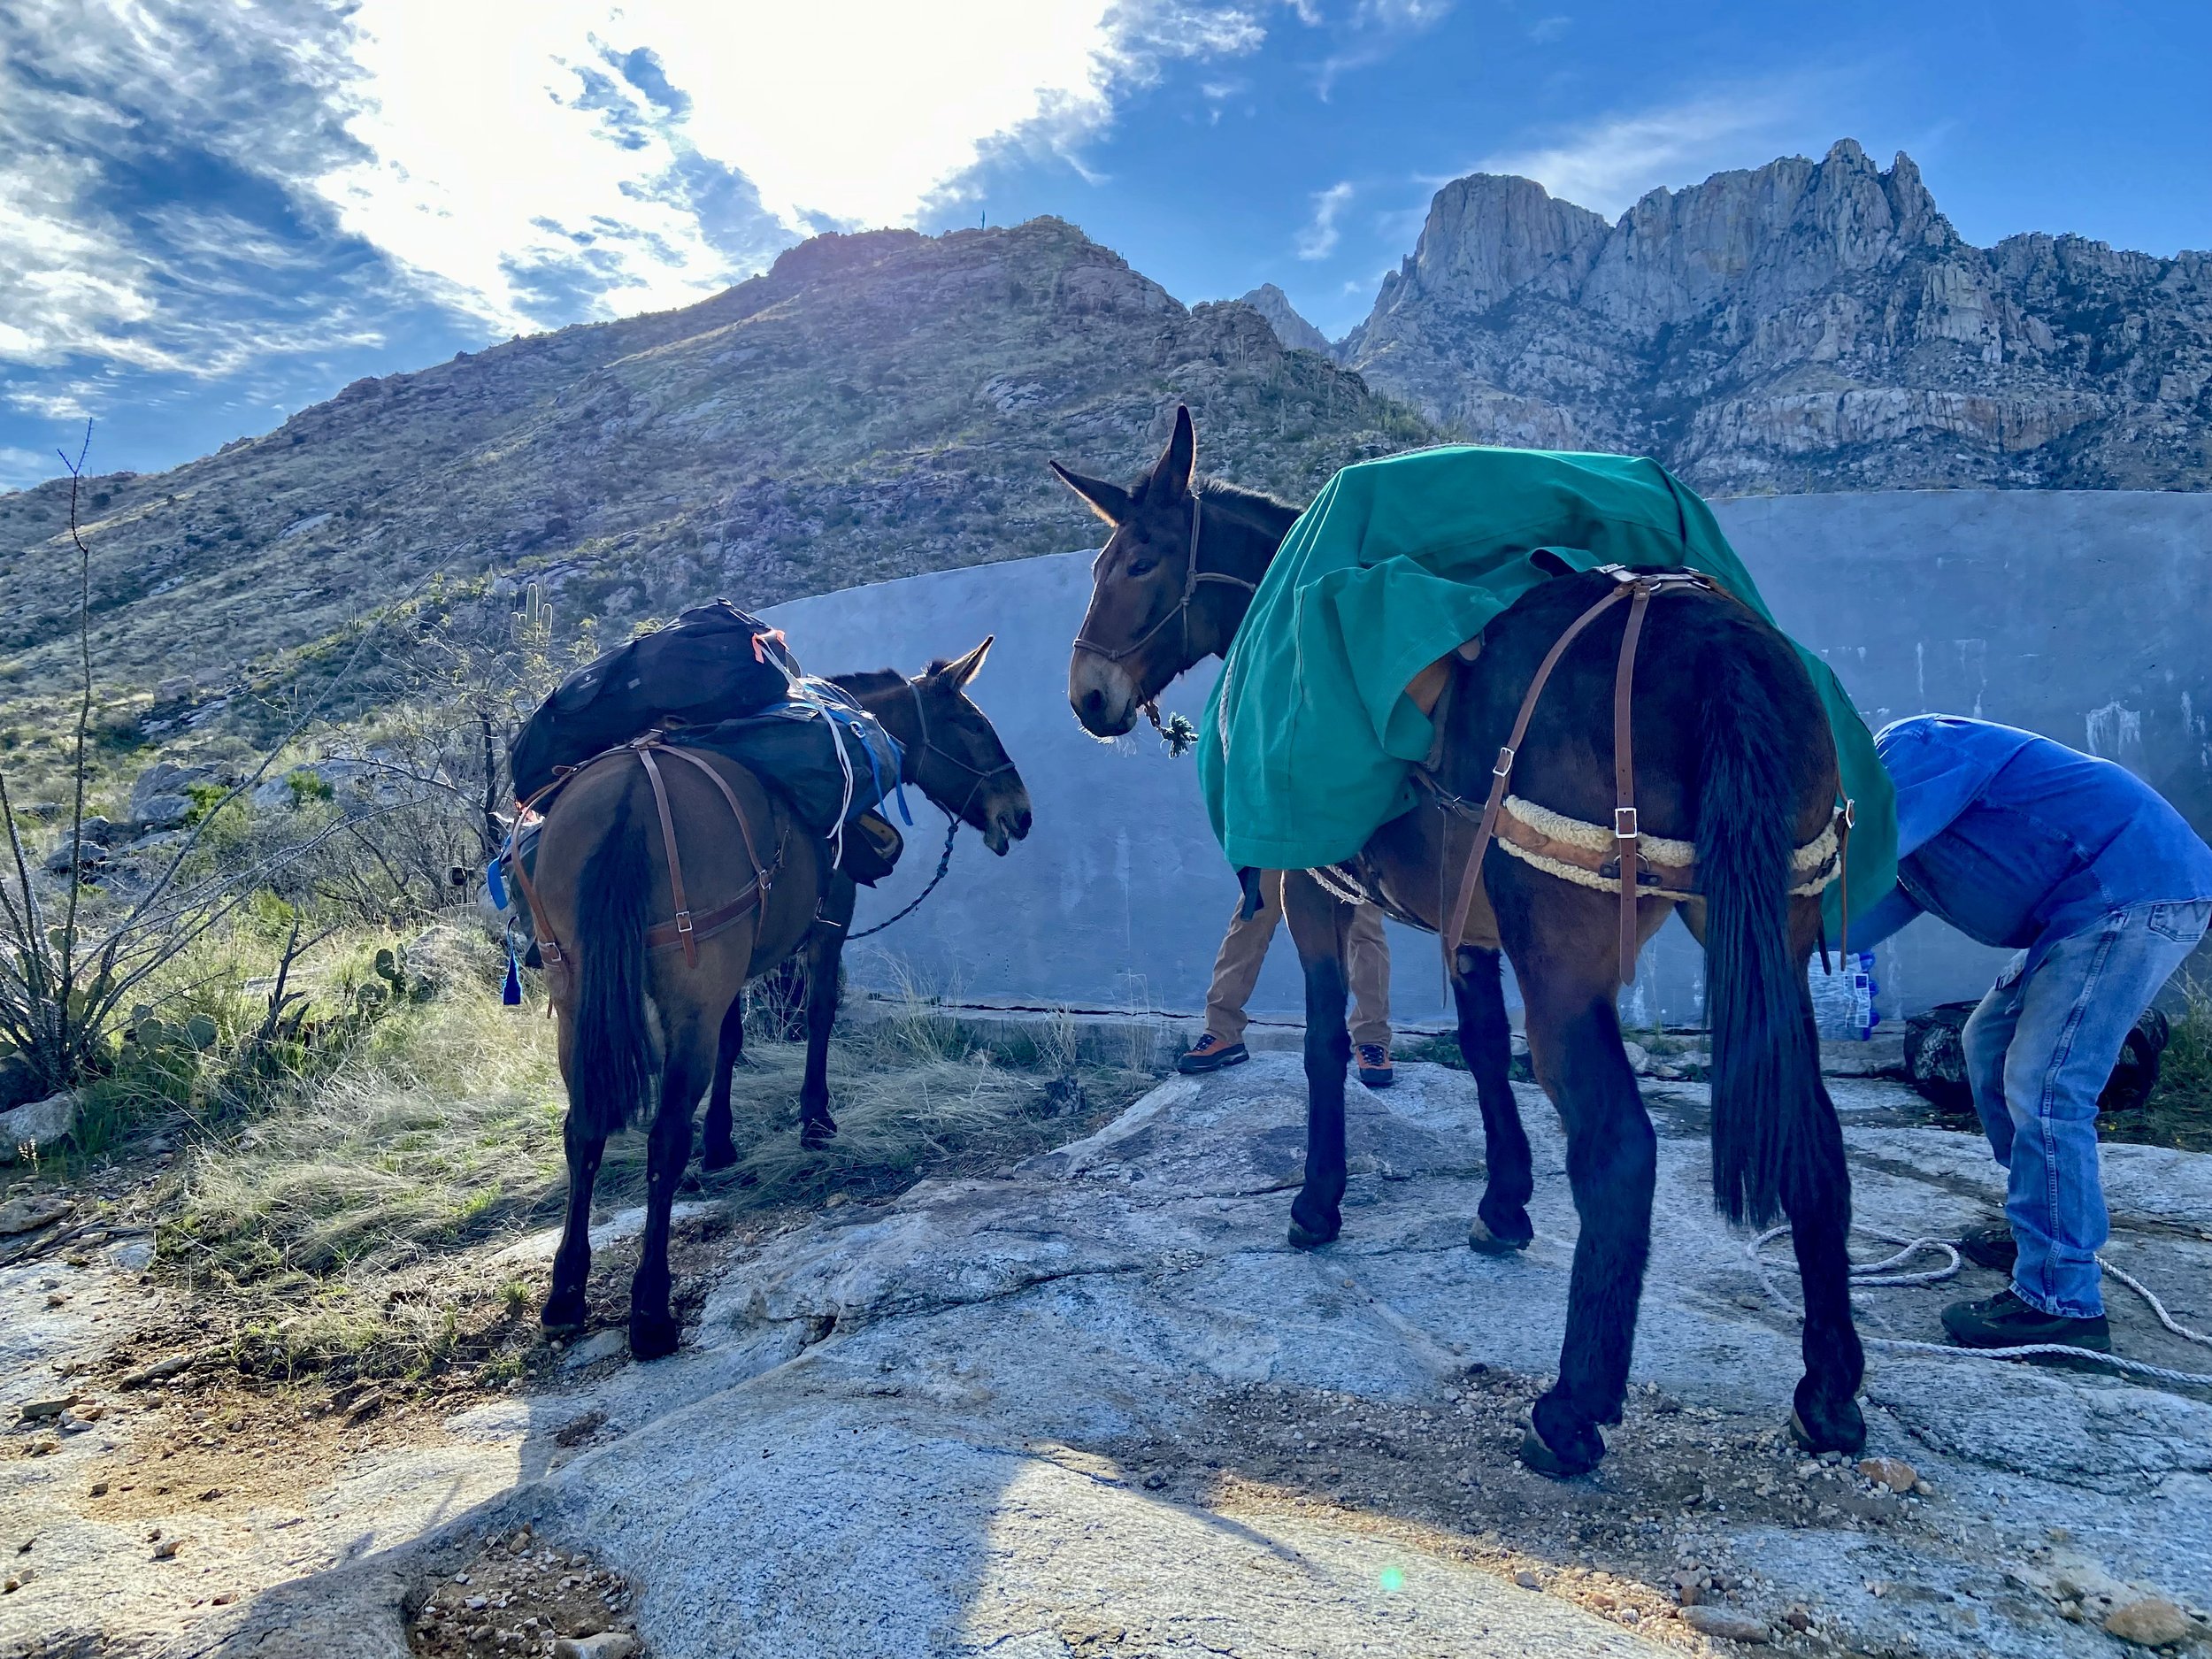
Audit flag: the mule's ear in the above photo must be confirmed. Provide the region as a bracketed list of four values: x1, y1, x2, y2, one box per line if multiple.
[1049, 462, 1133, 526]
[1148, 404, 1195, 500]
[939, 635, 993, 690]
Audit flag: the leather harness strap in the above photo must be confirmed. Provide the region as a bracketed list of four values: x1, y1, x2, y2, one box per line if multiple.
[1441, 566, 1718, 987]
[1613, 581, 1656, 982]
[1442, 576, 1637, 980]
[504, 733, 779, 994]
[634, 748, 695, 966]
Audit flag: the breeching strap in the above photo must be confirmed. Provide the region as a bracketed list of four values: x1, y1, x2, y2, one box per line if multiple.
[1442, 566, 1716, 987]
[506, 734, 774, 991]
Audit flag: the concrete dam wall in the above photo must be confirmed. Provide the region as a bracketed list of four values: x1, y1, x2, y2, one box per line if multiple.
[763, 489, 2212, 1032]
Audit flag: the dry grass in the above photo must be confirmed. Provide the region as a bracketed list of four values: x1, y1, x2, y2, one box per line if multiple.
[150, 927, 1158, 1386]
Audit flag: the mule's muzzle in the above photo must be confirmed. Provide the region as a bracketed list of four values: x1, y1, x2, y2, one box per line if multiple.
[1070, 657, 1140, 738]
[983, 787, 1034, 856]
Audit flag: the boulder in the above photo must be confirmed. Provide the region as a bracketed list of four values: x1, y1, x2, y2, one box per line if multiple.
[0, 1091, 78, 1160]
[2104, 1597, 2195, 1647]
[0, 1192, 73, 1234]
[129, 760, 217, 827]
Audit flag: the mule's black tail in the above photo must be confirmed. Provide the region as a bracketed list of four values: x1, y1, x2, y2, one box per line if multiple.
[568, 800, 654, 1139]
[1695, 636, 1821, 1226]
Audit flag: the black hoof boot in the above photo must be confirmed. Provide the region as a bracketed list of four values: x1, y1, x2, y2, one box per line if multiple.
[1520, 1392, 1604, 1479]
[629, 1310, 680, 1362]
[1287, 1199, 1341, 1250]
[1467, 1211, 1533, 1256]
[1788, 1384, 1866, 1455]
[700, 1137, 739, 1172]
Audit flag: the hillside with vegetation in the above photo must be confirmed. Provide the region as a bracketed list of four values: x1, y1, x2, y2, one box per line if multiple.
[0, 219, 1431, 728]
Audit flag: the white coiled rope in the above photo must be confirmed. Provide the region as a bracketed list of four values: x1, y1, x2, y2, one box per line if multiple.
[1749, 1225, 2212, 1390]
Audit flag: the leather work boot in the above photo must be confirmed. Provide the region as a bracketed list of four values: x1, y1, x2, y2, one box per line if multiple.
[1178, 1033, 1249, 1076]
[1356, 1042, 1395, 1089]
[1957, 1223, 2018, 1274]
[1942, 1288, 2110, 1352]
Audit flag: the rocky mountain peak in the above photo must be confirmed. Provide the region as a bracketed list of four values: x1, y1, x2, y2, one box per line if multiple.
[1341, 140, 2211, 492]
[1236, 284, 1333, 355]
[1376, 172, 1610, 317]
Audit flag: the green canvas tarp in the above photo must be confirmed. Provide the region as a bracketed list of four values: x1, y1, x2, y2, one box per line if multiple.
[1193, 445, 1896, 937]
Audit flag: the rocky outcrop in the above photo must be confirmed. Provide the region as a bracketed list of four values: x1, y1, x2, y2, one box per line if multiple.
[1342, 140, 2212, 492]
[1236, 283, 1333, 355]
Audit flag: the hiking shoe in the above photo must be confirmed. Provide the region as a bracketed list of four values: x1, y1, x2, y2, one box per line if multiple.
[1178, 1033, 1249, 1076]
[1957, 1224, 2018, 1274]
[1942, 1288, 2110, 1352]
[1356, 1043, 1395, 1089]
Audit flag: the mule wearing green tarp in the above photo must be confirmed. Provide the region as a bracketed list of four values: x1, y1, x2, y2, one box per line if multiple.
[1193, 445, 1895, 938]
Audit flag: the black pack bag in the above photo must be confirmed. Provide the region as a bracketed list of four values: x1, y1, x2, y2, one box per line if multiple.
[508, 600, 798, 803]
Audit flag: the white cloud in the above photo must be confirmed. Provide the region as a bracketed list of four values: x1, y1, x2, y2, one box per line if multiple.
[1, 0, 1272, 381]
[318, 0, 1270, 333]
[0, 0, 396, 396]
[1471, 94, 1798, 217]
[0, 446, 52, 492]
[1296, 180, 1355, 259]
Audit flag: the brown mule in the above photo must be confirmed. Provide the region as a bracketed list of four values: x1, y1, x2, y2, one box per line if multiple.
[526, 641, 1031, 1359]
[1056, 410, 1864, 1478]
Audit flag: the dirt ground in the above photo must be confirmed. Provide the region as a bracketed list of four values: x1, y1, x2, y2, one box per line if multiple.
[404, 1524, 639, 1659]
[1102, 1372, 1947, 1652]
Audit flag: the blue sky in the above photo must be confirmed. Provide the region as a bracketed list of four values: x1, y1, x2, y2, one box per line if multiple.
[4, 0, 2208, 491]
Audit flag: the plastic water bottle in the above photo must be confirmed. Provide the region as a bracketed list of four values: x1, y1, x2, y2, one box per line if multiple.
[1809, 950, 1880, 1041]
[1845, 950, 1878, 1040]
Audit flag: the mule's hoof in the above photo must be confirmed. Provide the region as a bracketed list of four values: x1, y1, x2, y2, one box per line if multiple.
[629, 1313, 680, 1362]
[1787, 1396, 1866, 1456]
[700, 1141, 739, 1172]
[1517, 1421, 1601, 1480]
[1286, 1214, 1341, 1250]
[798, 1119, 839, 1152]
[1468, 1215, 1532, 1256]
[540, 1294, 587, 1336]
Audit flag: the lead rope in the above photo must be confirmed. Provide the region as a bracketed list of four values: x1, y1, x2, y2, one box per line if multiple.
[848, 812, 960, 940]
[1748, 1225, 2212, 1389]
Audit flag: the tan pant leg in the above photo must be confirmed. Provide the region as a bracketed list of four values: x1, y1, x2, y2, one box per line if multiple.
[1346, 901, 1393, 1048]
[1202, 870, 1284, 1045]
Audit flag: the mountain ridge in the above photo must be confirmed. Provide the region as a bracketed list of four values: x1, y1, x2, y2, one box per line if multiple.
[0, 218, 1427, 708]
[4, 140, 2208, 723]
[1339, 139, 2212, 492]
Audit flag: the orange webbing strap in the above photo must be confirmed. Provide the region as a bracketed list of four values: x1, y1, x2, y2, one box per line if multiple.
[1442, 580, 1637, 976]
[634, 747, 696, 967]
[1612, 582, 1655, 984]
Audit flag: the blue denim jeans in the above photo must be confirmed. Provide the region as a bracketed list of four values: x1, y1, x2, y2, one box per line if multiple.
[1962, 899, 2211, 1317]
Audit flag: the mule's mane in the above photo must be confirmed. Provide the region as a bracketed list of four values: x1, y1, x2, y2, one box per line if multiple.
[1195, 475, 1302, 536]
[830, 667, 907, 697]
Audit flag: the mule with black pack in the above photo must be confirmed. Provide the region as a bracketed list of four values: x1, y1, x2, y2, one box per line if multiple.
[508, 626, 1031, 1359]
[1058, 408, 1890, 1478]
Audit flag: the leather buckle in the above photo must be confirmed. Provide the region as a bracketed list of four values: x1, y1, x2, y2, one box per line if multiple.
[674, 910, 694, 934]
[1614, 807, 1640, 841]
[1492, 745, 1516, 779]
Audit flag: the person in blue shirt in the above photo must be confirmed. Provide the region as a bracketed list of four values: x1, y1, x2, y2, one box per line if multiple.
[1853, 716, 2212, 1350]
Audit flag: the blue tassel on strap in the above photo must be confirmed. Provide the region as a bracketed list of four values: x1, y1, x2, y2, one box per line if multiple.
[503, 940, 523, 1005]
